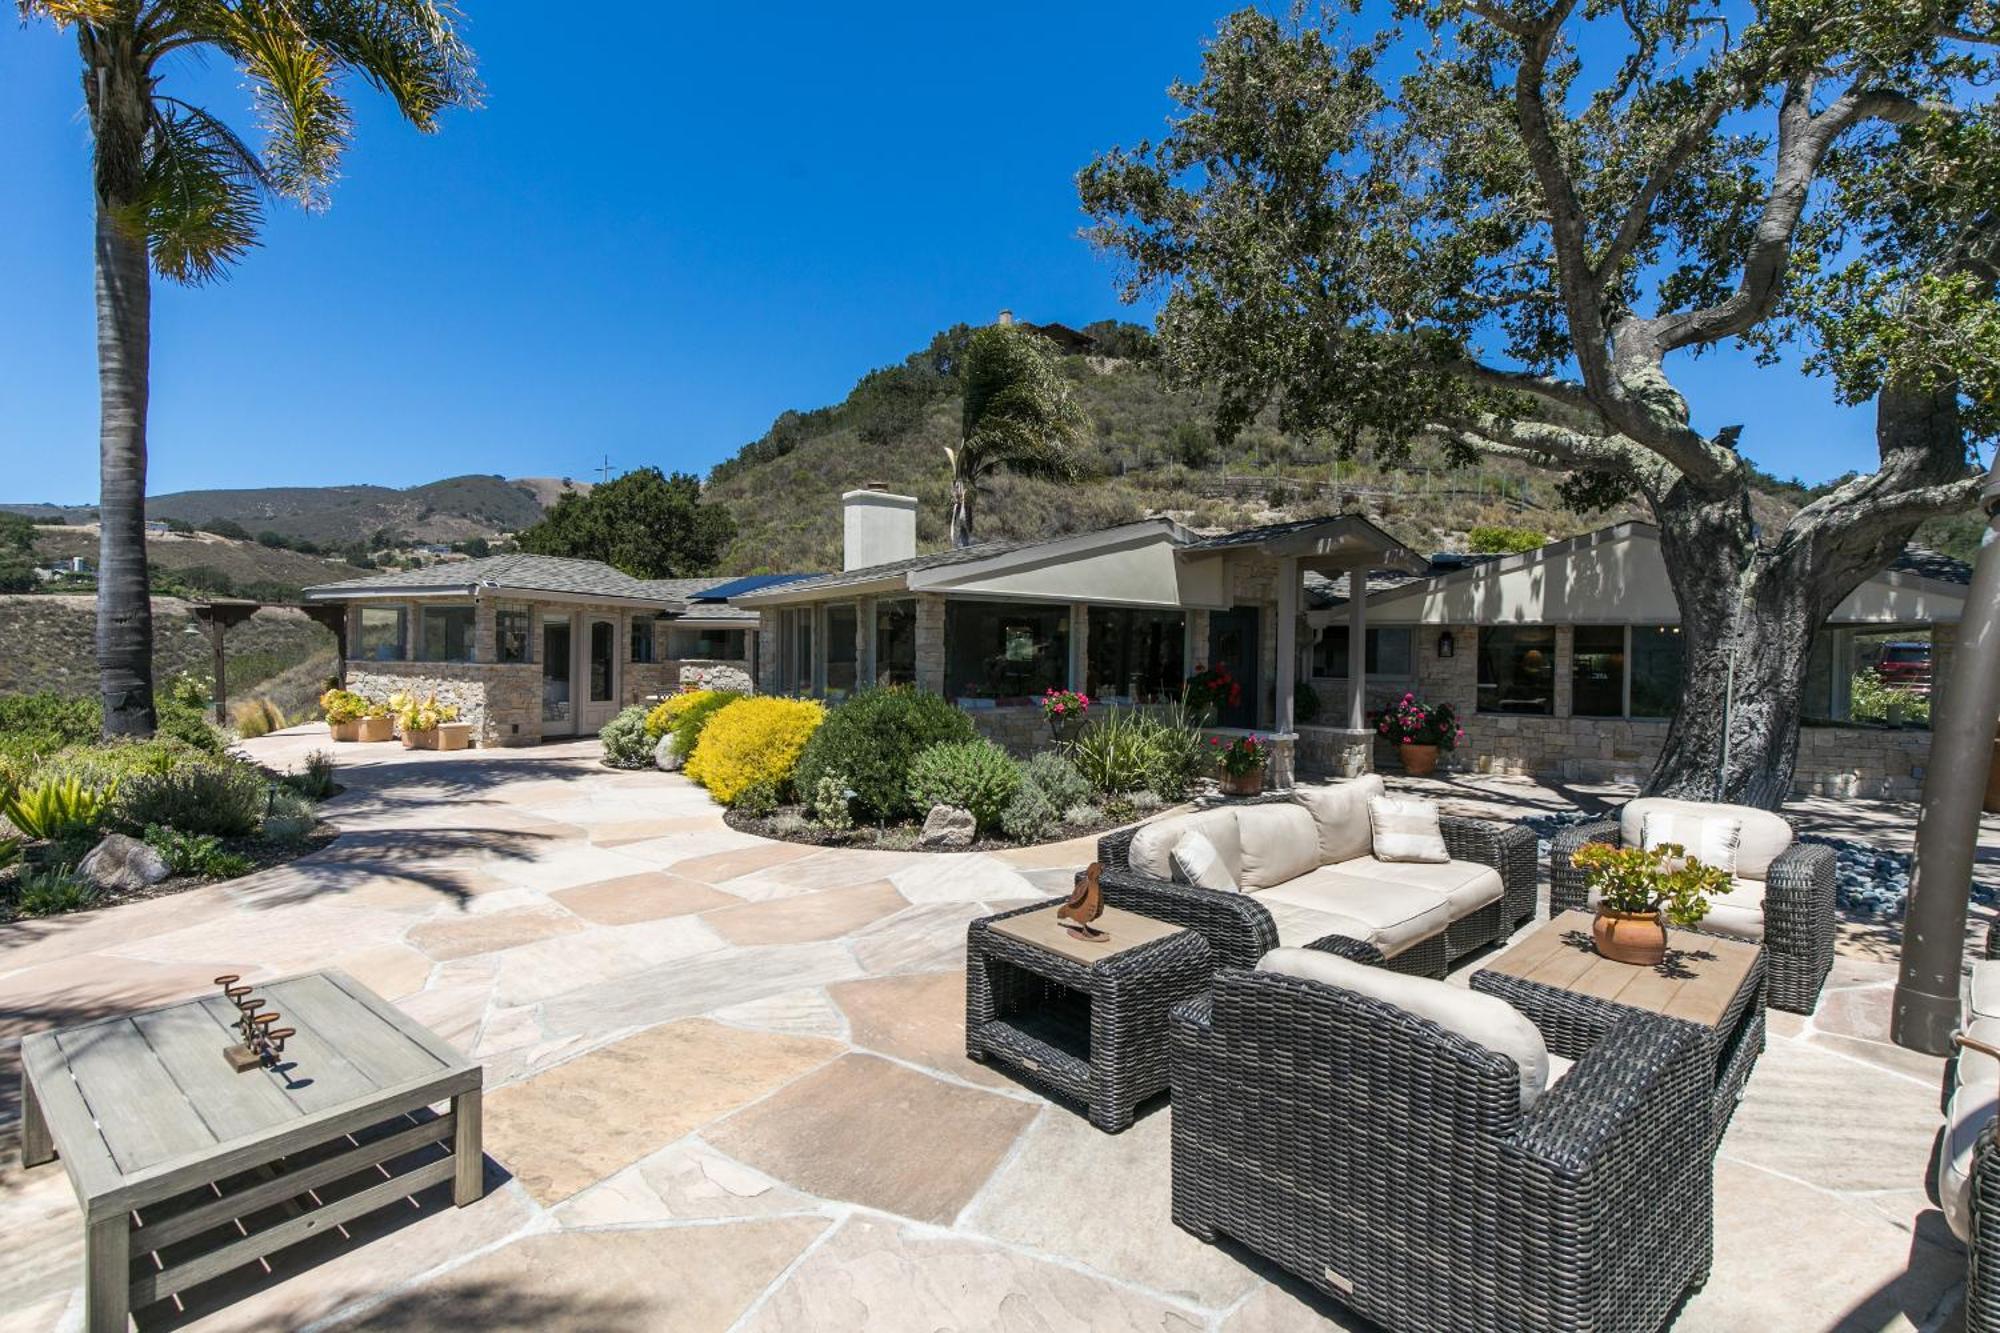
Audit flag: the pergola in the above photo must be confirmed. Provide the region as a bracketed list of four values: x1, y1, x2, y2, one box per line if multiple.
[188, 599, 349, 724]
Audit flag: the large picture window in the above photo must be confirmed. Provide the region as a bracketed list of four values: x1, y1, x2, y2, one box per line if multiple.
[1313, 626, 1413, 679]
[421, 605, 476, 663]
[1571, 626, 1625, 717]
[876, 599, 917, 687]
[786, 608, 814, 693]
[1631, 627, 1683, 718]
[946, 600, 1070, 703]
[1478, 626, 1556, 715]
[357, 606, 406, 661]
[668, 627, 748, 660]
[1085, 608, 1185, 703]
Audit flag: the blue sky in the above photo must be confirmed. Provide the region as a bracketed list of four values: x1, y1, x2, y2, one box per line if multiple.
[1, 3, 1900, 506]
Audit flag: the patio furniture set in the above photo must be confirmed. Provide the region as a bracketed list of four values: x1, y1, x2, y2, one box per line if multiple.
[966, 777, 1836, 1333]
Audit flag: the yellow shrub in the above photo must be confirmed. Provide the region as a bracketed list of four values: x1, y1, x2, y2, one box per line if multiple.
[646, 689, 718, 739]
[684, 697, 824, 806]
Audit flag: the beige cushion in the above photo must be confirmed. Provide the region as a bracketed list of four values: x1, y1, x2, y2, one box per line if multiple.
[1258, 947, 1553, 1109]
[1170, 830, 1237, 892]
[1257, 868, 1454, 958]
[1369, 796, 1450, 864]
[1579, 872, 1766, 943]
[1640, 808, 1742, 876]
[1619, 797, 1792, 881]
[1941, 1012, 2000, 1242]
[1234, 802, 1323, 890]
[1292, 774, 1385, 865]
[1967, 959, 2000, 1024]
[1331, 855, 1503, 918]
[1128, 809, 1242, 884]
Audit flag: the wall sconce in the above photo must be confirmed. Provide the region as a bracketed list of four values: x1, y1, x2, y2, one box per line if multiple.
[1437, 630, 1455, 659]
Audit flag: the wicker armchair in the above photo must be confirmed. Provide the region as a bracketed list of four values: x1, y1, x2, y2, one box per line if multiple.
[1550, 812, 1836, 1014]
[1098, 793, 1537, 977]
[1947, 922, 2000, 1332]
[1170, 939, 1716, 1333]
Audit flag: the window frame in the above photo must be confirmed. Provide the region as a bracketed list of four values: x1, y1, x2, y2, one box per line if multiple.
[357, 606, 407, 662]
[1311, 626, 1415, 681]
[1476, 625, 1558, 716]
[1084, 606, 1187, 704]
[496, 609, 532, 664]
[944, 599, 1072, 704]
[1570, 625, 1628, 719]
[630, 617, 656, 665]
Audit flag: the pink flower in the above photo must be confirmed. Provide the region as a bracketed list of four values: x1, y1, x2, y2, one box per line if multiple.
[1053, 702, 1065, 714]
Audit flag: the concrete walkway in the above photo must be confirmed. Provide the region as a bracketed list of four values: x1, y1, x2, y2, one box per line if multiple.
[0, 727, 1986, 1331]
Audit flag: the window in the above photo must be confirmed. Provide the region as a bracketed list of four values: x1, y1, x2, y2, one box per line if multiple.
[497, 610, 531, 664]
[589, 620, 614, 702]
[876, 599, 917, 686]
[668, 627, 748, 659]
[1478, 626, 1556, 715]
[786, 608, 814, 692]
[420, 605, 476, 663]
[1572, 626, 1626, 718]
[630, 618, 656, 664]
[826, 604, 858, 696]
[1085, 608, 1185, 703]
[358, 606, 406, 661]
[1806, 629, 1931, 729]
[1313, 626, 1413, 679]
[1631, 627, 1683, 718]
[945, 600, 1070, 703]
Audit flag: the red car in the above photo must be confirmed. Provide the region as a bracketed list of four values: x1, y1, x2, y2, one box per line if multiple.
[1874, 641, 1932, 693]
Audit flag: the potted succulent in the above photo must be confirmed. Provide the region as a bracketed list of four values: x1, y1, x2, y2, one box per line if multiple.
[1375, 693, 1462, 776]
[1212, 733, 1269, 797]
[357, 697, 395, 742]
[389, 692, 461, 749]
[320, 688, 369, 743]
[1570, 841, 1727, 966]
[1040, 687, 1091, 742]
[1183, 662, 1242, 727]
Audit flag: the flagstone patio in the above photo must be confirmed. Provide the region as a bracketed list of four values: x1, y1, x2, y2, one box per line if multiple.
[2, 726, 1995, 1331]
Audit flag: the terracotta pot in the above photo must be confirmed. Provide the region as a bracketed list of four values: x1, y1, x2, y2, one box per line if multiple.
[1399, 743, 1440, 777]
[358, 715, 394, 743]
[436, 721, 474, 752]
[1593, 908, 1668, 967]
[327, 719, 361, 743]
[402, 727, 438, 751]
[1220, 764, 1265, 797]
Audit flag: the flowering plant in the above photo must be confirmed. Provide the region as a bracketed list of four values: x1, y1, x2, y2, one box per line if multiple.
[388, 691, 460, 733]
[1572, 842, 1722, 926]
[1183, 662, 1242, 717]
[1375, 693, 1462, 750]
[1210, 732, 1269, 777]
[319, 688, 369, 725]
[1040, 688, 1091, 721]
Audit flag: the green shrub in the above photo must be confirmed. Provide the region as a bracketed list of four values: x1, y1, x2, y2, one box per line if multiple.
[1066, 706, 1205, 799]
[0, 836, 17, 870]
[142, 825, 249, 878]
[684, 697, 824, 806]
[261, 787, 317, 844]
[2, 775, 119, 842]
[908, 738, 1021, 833]
[734, 780, 780, 817]
[119, 759, 267, 837]
[285, 749, 337, 800]
[1000, 779, 1061, 843]
[156, 695, 225, 754]
[809, 773, 855, 830]
[1063, 801, 1104, 827]
[599, 706, 655, 769]
[670, 690, 746, 759]
[1020, 750, 1090, 812]
[1467, 525, 1547, 555]
[0, 692, 100, 762]
[14, 865, 95, 917]
[795, 689, 978, 822]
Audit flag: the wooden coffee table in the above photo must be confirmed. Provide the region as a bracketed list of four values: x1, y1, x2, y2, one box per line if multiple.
[1470, 910, 1765, 1147]
[19, 970, 482, 1332]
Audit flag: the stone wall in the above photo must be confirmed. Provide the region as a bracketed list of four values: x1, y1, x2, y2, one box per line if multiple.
[347, 660, 541, 748]
[677, 659, 755, 694]
[1295, 726, 1373, 779]
[967, 706, 1048, 757]
[623, 662, 675, 706]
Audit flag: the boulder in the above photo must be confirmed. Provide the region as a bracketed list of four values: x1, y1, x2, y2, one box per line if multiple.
[919, 804, 977, 849]
[654, 734, 684, 772]
[77, 833, 170, 893]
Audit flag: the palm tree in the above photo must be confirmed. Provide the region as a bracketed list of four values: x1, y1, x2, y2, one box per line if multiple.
[946, 323, 1088, 547]
[25, 2, 478, 736]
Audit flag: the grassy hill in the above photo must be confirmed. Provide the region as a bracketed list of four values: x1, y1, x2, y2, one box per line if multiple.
[31, 527, 351, 597]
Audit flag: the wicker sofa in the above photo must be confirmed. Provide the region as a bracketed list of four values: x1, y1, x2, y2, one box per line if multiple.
[1170, 937, 1716, 1333]
[1096, 776, 1537, 978]
[1550, 797, 1837, 1014]
[1938, 918, 2000, 1333]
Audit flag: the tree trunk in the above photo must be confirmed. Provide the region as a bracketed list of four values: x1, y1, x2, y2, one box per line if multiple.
[88, 34, 157, 738]
[949, 475, 975, 548]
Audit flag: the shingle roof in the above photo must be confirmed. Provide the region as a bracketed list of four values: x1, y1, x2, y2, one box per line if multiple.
[731, 539, 1036, 600]
[1304, 568, 1433, 608]
[1180, 516, 1345, 550]
[1891, 546, 1974, 586]
[305, 554, 681, 604]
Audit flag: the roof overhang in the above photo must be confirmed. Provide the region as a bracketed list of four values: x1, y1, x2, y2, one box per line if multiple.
[303, 582, 684, 611]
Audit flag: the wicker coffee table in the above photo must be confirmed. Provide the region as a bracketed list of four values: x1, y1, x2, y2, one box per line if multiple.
[966, 901, 1213, 1132]
[19, 970, 482, 1332]
[1471, 910, 1765, 1147]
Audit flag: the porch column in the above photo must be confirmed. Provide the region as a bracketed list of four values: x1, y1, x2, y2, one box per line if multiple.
[914, 594, 947, 696]
[856, 596, 876, 687]
[1275, 558, 1299, 734]
[1347, 572, 1367, 730]
[811, 604, 828, 697]
[1068, 603, 1088, 692]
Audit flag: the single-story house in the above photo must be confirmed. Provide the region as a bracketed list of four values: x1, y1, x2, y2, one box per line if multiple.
[301, 556, 805, 747]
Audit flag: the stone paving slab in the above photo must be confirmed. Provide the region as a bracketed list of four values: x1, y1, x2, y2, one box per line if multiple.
[549, 871, 736, 924]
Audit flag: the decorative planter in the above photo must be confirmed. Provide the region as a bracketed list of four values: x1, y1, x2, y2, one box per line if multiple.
[358, 715, 394, 743]
[328, 720, 362, 744]
[1219, 764, 1266, 798]
[1400, 743, 1441, 777]
[436, 721, 474, 752]
[1592, 908, 1668, 967]
[402, 727, 438, 751]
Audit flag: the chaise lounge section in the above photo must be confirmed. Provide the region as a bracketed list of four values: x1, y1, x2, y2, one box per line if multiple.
[1096, 775, 1537, 977]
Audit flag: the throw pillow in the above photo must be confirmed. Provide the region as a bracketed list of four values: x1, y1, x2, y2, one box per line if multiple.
[1368, 796, 1451, 864]
[1640, 809, 1741, 875]
[1170, 829, 1239, 892]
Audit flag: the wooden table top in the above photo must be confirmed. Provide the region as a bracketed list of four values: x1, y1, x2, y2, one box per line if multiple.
[1476, 910, 1761, 1030]
[988, 905, 1184, 967]
[21, 970, 477, 1207]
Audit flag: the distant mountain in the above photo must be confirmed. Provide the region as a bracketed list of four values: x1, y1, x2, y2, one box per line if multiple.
[2, 474, 575, 545]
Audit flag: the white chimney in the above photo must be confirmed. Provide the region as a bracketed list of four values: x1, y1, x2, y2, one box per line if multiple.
[842, 485, 918, 571]
[997, 309, 1015, 327]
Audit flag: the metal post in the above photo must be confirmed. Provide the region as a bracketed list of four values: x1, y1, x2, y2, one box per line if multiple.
[1894, 463, 2000, 1054]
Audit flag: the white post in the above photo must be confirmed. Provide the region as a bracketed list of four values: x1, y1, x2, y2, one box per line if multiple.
[1276, 558, 1299, 734]
[1347, 570, 1367, 731]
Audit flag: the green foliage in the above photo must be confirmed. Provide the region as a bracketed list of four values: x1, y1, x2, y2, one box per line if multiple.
[144, 825, 250, 879]
[0, 692, 102, 763]
[1850, 671, 1932, 726]
[1293, 680, 1321, 725]
[2, 775, 118, 842]
[599, 706, 656, 769]
[286, 749, 337, 801]
[0, 513, 35, 592]
[0, 836, 17, 870]
[684, 697, 825, 806]
[517, 468, 736, 579]
[794, 688, 978, 822]
[1467, 525, 1547, 555]
[261, 787, 318, 844]
[999, 778, 1062, 844]
[907, 738, 1021, 833]
[157, 694, 225, 754]
[668, 690, 746, 759]
[808, 774, 855, 831]
[1020, 750, 1091, 812]
[1065, 706, 1206, 800]
[950, 325, 1090, 544]
[13, 865, 95, 917]
[1572, 842, 1727, 928]
[118, 759, 267, 838]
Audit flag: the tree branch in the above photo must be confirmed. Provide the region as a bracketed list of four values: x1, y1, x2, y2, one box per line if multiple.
[1806, 473, 1987, 536]
[1430, 412, 1647, 474]
[1435, 359, 1612, 430]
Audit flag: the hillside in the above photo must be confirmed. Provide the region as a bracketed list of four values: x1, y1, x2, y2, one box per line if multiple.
[31, 526, 350, 596]
[0, 595, 333, 705]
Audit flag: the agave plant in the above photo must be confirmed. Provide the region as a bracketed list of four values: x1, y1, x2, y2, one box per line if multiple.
[1, 776, 118, 842]
[0, 836, 19, 871]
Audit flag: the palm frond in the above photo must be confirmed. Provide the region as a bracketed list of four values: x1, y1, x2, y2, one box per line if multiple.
[957, 324, 1090, 481]
[122, 101, 266, 284]
[18, 1, 120, 27]
[209, 2, 353, 209]
[295, 0, 482, 128]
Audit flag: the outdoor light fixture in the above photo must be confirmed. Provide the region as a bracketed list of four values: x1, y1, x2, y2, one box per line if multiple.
[1437, 631, 1455, 659]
